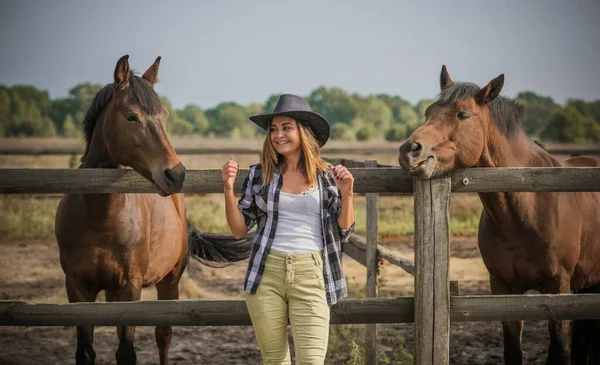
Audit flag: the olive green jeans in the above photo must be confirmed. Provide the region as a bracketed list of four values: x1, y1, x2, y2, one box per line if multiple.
[245, 249, 330, 365]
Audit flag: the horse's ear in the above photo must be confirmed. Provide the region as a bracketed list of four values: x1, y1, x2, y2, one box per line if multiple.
[440, 65, 454, 90]
[142, 56, 161, 86]
[114, 55, 130, 88]
[475, 74, 504, 105]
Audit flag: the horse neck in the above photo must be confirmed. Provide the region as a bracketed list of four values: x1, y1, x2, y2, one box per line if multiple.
[80, 115, 128, 218]
[476, 125, 561, 228]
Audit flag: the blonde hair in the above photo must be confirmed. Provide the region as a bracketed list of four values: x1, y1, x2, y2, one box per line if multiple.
[260, 119, 328, 187]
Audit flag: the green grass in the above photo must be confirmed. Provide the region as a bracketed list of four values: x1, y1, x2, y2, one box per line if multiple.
[0, 195, 60, 240]
[0, 193, 483, 241]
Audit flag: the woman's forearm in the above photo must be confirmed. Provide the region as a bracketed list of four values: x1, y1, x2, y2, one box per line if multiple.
[337, 192, 354, 230]
[224, 187, 248, 239]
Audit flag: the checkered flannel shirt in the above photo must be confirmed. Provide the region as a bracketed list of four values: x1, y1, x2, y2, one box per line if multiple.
[238, 163, 355, 306]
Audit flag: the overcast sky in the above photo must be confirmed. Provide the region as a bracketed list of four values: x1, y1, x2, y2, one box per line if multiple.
[1, 0, 599, 109]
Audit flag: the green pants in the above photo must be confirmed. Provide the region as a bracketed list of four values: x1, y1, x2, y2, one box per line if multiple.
[245, 249, 330, 365]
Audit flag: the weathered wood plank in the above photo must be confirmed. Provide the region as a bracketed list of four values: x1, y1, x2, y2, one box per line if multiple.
[1, 167, 598, 195]
[0, 298, 414, 326]
[0, 168, 411, 194]
[365, 160, 378, 365]
[450, 281, 460, 297]
[2, 294, 599, 326]
[451, 167, 600, 192]
[414, 178, 435, 365]
[345, 234, 415, 276]
[432, 177, 451, 365]
[452, 294, 600, 322]
[343, 237, 366, 266]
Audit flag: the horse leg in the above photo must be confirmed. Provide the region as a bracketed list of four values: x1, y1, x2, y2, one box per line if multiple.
[155, 273, 181, 365]
[546, 279, 571, 365]
[571, 283, 600, 365]
[490, 276, 524, 365]
[105, 291, 123, 341]
[66, 276, 99, 365]
[112, 281, 142, 365]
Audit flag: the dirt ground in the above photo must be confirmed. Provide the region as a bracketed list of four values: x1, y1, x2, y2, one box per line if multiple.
[0, 236, 552, 365]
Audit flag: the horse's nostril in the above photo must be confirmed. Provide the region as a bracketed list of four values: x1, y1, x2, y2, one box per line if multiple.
[163, 168, 176, 185]
[411, 142, 422, 153]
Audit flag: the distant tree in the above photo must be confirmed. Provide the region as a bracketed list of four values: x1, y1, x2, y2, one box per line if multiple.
[331, 123, 355, 141]
[355, 96, 393, 135]
[2, 87, 55, 137]
[307, 87, 359, 125]
[566, 99, 600, 142]
[0, 88, 10, 136]
[245, 103, 266, 136]
[205, 102, 254, 137]
[67, 83, 104, 122]
[376, 94, 419, 125]
[541, 106, 588, 143]
[355, 125, 375, 141]
[245, 103, 264, 116]
[179, 104, 210, 134]
[384, 124, 409, 141]
[62, 114, 79, 138]
[516, 91, 560, 138]
[161, 97, 193, 135]
[415, 99, 434, 123]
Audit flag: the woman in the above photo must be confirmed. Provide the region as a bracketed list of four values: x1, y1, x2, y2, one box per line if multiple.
[221, 94, 355, 364]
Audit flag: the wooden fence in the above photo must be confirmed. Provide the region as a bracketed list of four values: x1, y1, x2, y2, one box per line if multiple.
[1, 165, 600, 365]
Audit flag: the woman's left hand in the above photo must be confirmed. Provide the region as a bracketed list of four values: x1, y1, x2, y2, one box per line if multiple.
[330, 165, 354, 196]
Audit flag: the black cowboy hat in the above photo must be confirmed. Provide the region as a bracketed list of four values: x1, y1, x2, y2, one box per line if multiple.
[249, 94, 331, 147]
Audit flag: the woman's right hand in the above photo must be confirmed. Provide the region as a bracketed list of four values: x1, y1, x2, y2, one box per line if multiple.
[221, 156, 239, 191]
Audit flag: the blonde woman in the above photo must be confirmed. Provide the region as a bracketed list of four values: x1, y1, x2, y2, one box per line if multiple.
[221, 94, 355, 364]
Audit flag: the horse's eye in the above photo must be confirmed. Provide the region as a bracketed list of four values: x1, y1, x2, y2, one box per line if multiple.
[457, 111, 470, 120]
[125, 114, 138, 123]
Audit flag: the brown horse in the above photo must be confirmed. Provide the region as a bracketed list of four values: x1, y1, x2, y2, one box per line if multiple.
[55, 55, 252, 365]
[398, 66, 600, 365]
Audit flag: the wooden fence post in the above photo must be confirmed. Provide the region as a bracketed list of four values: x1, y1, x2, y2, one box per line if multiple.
[365, 160, 379, 365]
[414, 177, 451, 365]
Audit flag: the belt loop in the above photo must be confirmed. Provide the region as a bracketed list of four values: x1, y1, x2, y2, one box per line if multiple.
[312, 252, 321, 267]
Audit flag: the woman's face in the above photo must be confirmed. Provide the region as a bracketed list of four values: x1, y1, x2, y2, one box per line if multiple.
[270, 116, 302, 156]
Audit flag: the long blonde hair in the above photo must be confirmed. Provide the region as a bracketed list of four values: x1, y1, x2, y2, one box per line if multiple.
[260, 119, 328, 187]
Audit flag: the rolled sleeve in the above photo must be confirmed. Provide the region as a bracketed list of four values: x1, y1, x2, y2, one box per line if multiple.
[339, 220, 355, 242]
[334, 190, 355, 242]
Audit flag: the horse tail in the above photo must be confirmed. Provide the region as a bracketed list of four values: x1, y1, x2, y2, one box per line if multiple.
[186, 220, 253, 268]
[571, 283, 600, 365]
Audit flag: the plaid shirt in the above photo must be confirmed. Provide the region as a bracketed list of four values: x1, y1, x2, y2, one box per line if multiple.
[238, 163, 355, 306]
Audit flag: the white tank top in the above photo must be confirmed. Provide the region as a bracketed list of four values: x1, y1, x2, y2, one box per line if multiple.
[271, 187, 324, 253]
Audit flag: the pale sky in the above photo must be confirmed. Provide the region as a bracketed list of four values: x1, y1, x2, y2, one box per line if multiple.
[1, 0, 599, 109]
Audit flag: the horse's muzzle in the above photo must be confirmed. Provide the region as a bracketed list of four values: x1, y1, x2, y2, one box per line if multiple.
[398, 139, 436, 179]
[160, 162, 186, 195]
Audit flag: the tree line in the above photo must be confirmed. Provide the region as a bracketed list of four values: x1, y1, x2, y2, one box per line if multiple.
[1, 82, 599, 143]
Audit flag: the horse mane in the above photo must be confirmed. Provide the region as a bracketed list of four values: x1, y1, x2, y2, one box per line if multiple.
[81, 72, 163, 160]
[437, 82, 525, 138]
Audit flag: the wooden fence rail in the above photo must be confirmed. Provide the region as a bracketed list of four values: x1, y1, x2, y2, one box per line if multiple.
[2, 294, 600, 327]
[1, 167, 600, 194]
